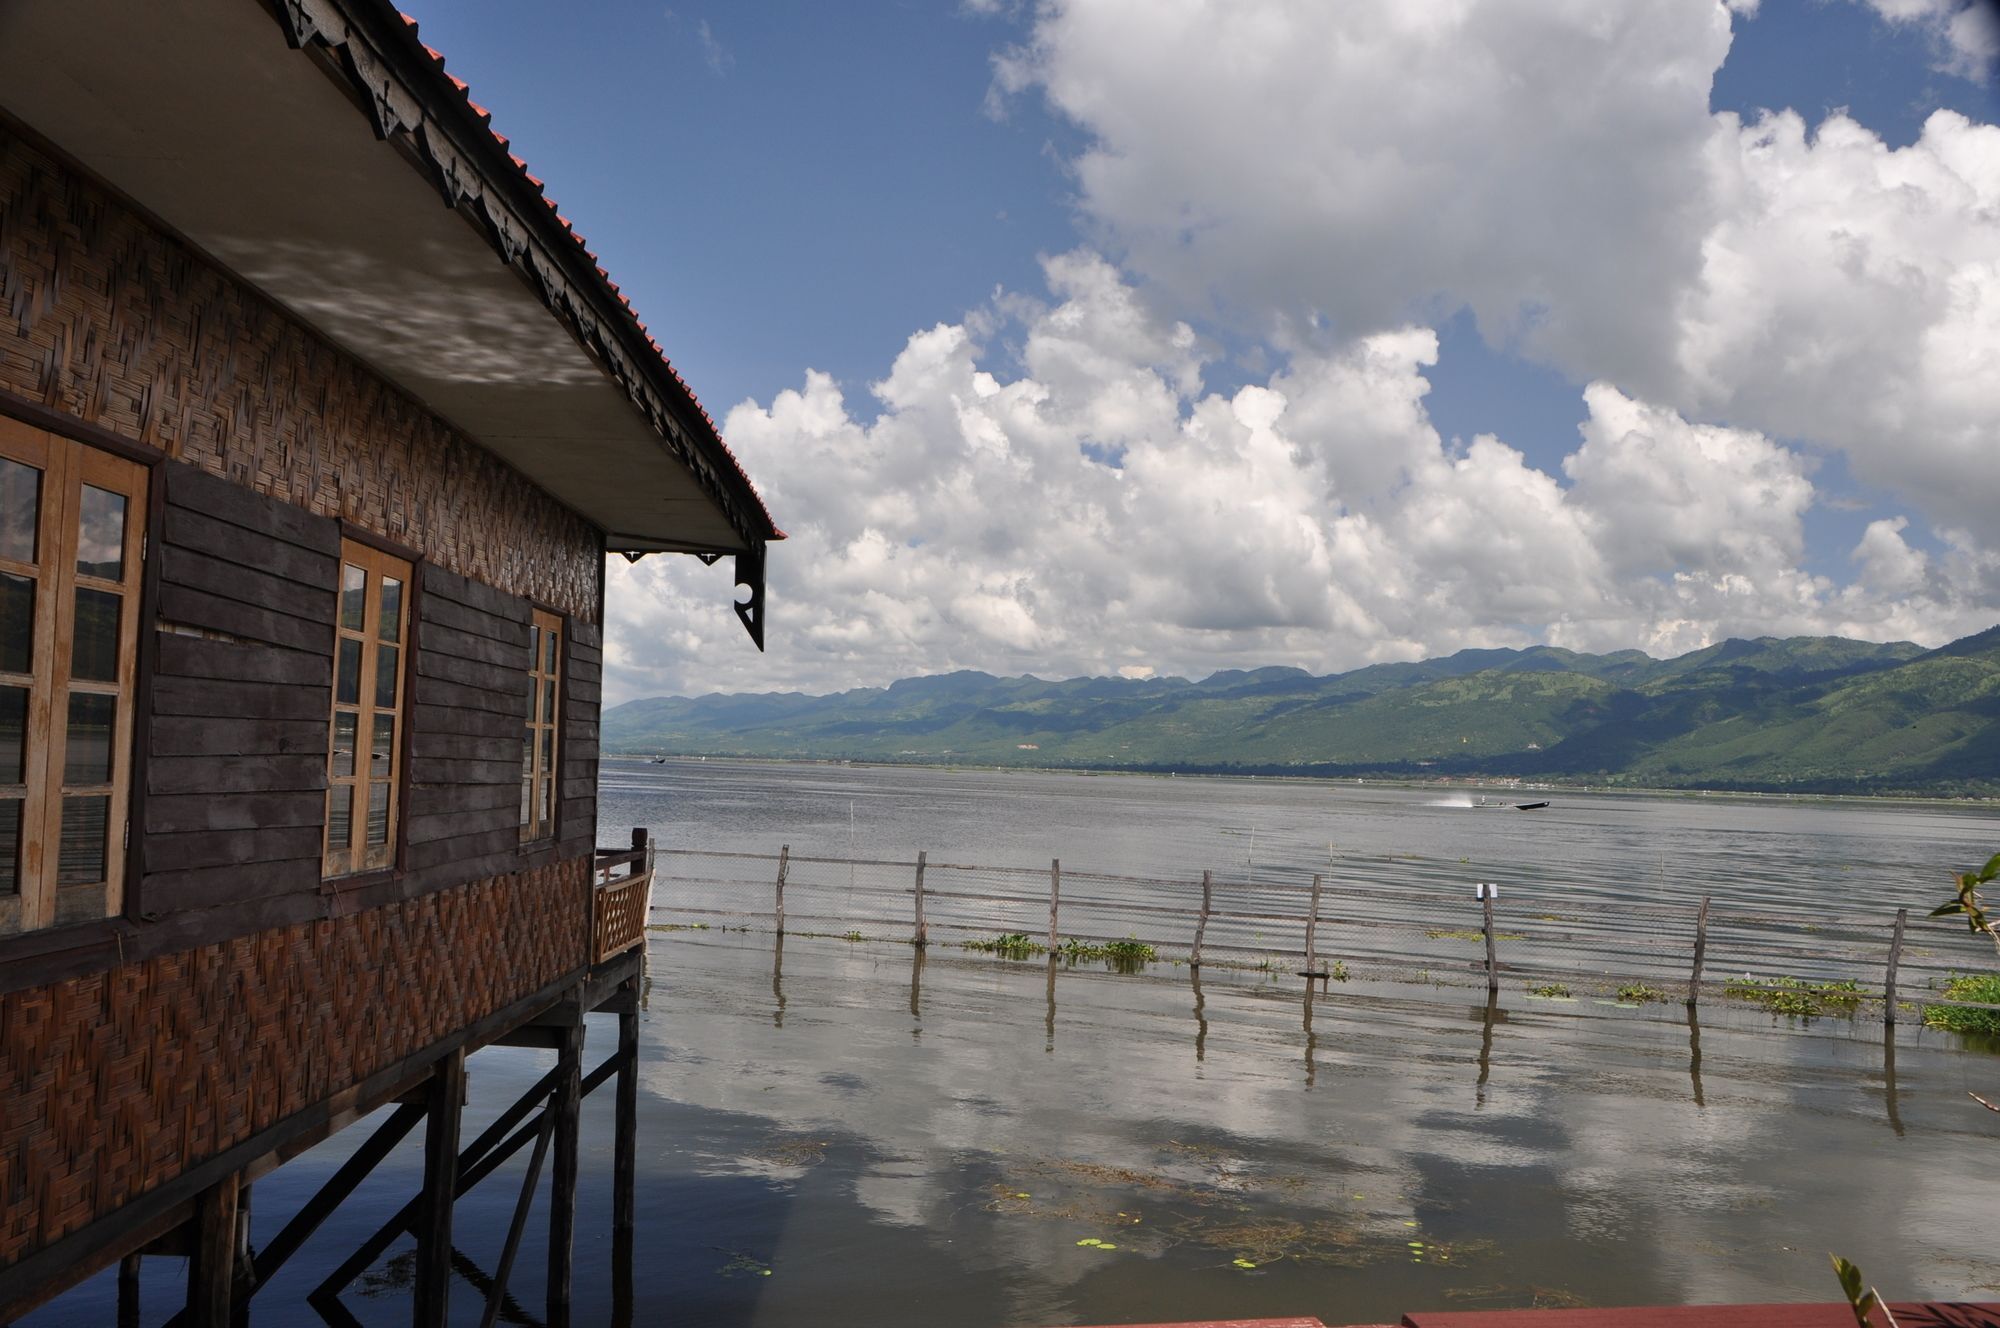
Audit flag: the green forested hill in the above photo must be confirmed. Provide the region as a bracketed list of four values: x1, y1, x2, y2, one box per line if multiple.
[602, 630, 2000, 795]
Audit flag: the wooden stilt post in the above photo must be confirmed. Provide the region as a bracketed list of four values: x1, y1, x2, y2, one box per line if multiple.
[416, 1049, 465, 1325]
[1191, 871, 1213, 969]
[615, 975, 640, 1248]
[1688, 895, 1711, 1006]
[1048, 859, 1062, 952]
[548, 1008, 584, 1328]
[775, 844, 789, 935]
[1883, 907, 1908, 1025]
[913, 851, 928, 947]
[187, 1175, 239, 1328]
[1481, 885, 1499, 996]
[1303, 873, 1323, 982]
[118, 1253, 141, 1328]
[231, 1183, 253, 1328]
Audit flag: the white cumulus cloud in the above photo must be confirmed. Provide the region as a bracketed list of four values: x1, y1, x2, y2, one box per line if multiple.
[605, 257, 1995, 700]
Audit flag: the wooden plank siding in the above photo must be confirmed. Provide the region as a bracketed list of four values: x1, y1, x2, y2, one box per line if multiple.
[404, 564, 535, 890]
[560, 623, 602, 860]
[140, 464, 338, 917]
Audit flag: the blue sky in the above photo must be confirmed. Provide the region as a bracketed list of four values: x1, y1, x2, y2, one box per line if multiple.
[400, 1, 2000, 699]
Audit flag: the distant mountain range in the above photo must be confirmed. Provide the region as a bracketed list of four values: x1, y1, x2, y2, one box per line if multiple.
[602, 628, 2000, 796]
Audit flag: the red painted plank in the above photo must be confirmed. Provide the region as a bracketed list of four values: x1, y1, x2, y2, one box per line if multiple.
[1402, 1303, 2000, 1328]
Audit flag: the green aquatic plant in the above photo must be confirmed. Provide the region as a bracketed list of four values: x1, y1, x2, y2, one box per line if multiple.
[1615, 983, 1667, 1004]
[1527, 982, 1572, 999]
[1725, 976, 1864, 1018]
[842, 930, 863, 943]
[1057, 937, 1156, 963]
[1427, 928, 1524, 942]
[964, 932, 1045, 957]
[1922, 973, 2000, 1036]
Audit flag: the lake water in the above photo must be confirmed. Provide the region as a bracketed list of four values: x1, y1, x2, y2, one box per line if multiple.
[31, 761, 2000, 1325]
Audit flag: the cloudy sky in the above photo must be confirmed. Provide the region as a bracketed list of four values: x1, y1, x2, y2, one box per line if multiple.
[403, 0, 2000, 704]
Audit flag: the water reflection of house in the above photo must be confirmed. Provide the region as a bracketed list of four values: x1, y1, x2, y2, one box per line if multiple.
[0, 3, 778, 1323]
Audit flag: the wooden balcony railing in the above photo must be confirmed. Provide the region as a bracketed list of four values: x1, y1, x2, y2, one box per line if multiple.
[590, 829, 655, 966]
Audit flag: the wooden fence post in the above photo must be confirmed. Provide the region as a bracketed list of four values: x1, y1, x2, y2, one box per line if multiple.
[914, 851, 928, 947]
[1303, 873, 1323, 981]
[1481, 885, 1499, 996]
[775, 845, 789, 935]
[1883, 907, 1908, 1025]
[1191, 870, 1213, 969]
[1688, 895, 1711, 1006]
[1048, 859, 1062, 951]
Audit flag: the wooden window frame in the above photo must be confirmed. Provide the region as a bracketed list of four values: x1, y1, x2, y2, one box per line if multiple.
[324, 540, 411, 879]
[0, 415, 148, 936]
[521, 608, 562, 844]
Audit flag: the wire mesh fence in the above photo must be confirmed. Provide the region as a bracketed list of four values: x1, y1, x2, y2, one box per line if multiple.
[651, 846, 2000, 1024]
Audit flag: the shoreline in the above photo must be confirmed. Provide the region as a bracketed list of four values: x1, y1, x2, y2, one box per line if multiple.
[601, 751, 1999, 809]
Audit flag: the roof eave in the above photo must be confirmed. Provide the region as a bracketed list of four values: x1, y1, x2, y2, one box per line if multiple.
[273, 0, 783, 553]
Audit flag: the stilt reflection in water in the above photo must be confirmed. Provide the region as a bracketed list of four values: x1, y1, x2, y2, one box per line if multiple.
[1190, 969, 1208, 1063]
[909, 945, 925, 1034]
[1686, 1003, 1705, 1108]
[1473, 995, 1503, 1107]
[1882, 1021, 1904, 1137]
[1044, 956, 1058, 1054]
[771, 933, 786, 1029]
[1301, 983, 1318, 1088]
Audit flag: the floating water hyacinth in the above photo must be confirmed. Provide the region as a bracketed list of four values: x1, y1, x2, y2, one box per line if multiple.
[1233, 1258, 1257, 1269]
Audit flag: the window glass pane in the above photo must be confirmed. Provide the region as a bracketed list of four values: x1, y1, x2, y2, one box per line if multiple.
[0, 799, 18, 895]
[336, 638, 361, 705]
[64, 692, 116, 785]
[527, 625, 539, 672]
[366, 781, 390, 845]
[541, 728, 555, 782]
[328, 784, 353, 850]
[57, 795, 108, 885]
[521, 735, 534, 825]
[544, 630, 558, 674]
[0, 572, 33, 675]
[331, 712, 358, 778]
[0, 459, 40, 565]
[71, 587, 120, 682]
[540, 769, 553, 826]
[379, 577, 403, 643]
[0, 685, 24, 784]
[374, 645, 399, 708]
[371, 713, 395, 774]
[542, 679, 556, 727]
[75, 485, 126, 580]
[526, 673, 541, 725]
[340, 564, 366, 632]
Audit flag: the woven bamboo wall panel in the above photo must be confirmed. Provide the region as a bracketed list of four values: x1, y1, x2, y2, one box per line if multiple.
[0, 858, 588, 1265]
[0, 128, 599, 620]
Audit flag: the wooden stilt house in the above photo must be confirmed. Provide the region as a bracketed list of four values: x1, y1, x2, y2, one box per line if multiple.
[0, 1, 779, 1322]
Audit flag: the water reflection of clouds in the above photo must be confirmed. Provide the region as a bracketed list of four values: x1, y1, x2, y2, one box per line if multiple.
[639, 930, 1997, 1313]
